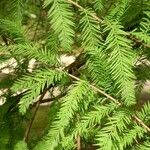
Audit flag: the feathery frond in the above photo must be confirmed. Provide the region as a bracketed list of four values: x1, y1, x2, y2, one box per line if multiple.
[7, 0, 23, 25]
[74, 103, 117, 137]
[96, 110, 131, 150]
[93, 0, 105, 12]
[131, 32, 150, 46]
[120, 125, 145, 149]
[12, 69, 65, 114]
[86, 47, 111, 89]
[137, 141, 150, 150]
[106, 0, 130, 22]
[104, 21, 136, 105]
[80, 8, 101, 48]
[140, 11, 150, 33]
[44, 0, 75, 50]
[136, 102, 150, 123]
[34, 81, 93, 150]
[4, 40, 59, 66]
[0, 19, 25, 42]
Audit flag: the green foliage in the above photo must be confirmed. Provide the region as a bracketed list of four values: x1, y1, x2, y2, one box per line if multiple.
[106, 0, 130, 22]
[0, 19, 25, 42]
[80, 8, 101, 48]
[136, 102, 150, 123]
[14, 141, 29, 150]
[136, 141, 150, 150]
[44, 0, 75, 50]
[85, 47, 111, 89]
[140, 11, 150, 33]
[132, 32, 150, 45]
[34, 81, 94, 150]
[74, 103, 117, 137]
[96, 110, 131, 149]
[0, 0, 150, 150]
[94, 0, 105, 12]
[120, 125, 145, 149]
[12, 69, 65, 114]
[7, 0, 23, 25]
[104, 21, 136, 105]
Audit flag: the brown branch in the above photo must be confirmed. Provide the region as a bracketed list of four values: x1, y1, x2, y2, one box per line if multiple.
[23, 86, 51, 142]
[133, 115, 150, 132]
[34, 92, 67, 105]
[129, 34, 150, 49]
[77, 135, 81, 150]
[67, 72, 121, 105]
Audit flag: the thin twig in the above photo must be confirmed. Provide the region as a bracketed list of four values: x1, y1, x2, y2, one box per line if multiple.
[57, 66, 121, 105]
[34, 92, 67, 105]
[67, 0, 101, 22]
[68, 73, 120, 105]
[23, 86, 51, 142]
[133, 115, 150, 132]
[77, 134, 81, 150]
